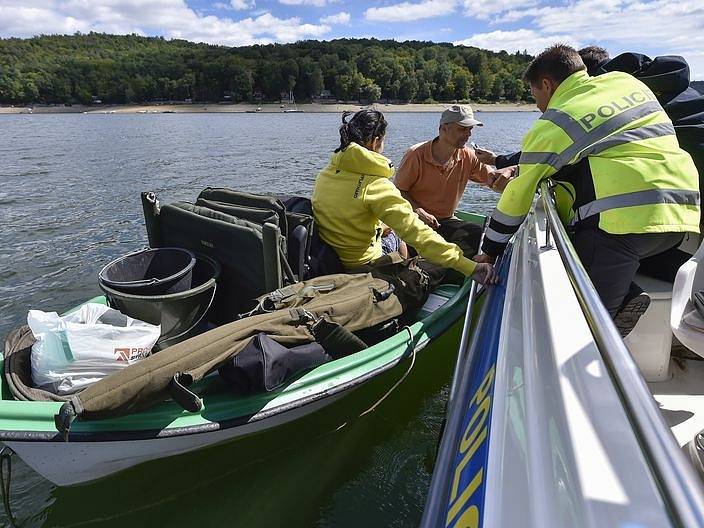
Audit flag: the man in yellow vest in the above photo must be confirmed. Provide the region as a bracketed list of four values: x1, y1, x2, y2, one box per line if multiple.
[476, 44, 700, 335]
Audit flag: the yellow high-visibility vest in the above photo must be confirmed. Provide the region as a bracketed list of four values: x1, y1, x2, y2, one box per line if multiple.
[483, 69, 700, 256]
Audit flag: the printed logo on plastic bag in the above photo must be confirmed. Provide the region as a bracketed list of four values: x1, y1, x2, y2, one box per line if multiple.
[114, 347, 151, 362]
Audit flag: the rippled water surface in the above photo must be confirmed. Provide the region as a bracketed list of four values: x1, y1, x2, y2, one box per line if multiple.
[0, 111, 535, 527]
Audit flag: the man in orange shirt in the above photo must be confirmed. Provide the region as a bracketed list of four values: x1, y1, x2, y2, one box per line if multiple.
[395, 105, 514, 255]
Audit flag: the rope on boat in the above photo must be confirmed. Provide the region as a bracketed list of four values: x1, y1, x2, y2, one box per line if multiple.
[0, 447, 18, 528]
[359, 326, 416, 417]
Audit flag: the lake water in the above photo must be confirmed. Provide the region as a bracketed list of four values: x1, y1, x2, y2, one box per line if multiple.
[0, 111, 536, 527]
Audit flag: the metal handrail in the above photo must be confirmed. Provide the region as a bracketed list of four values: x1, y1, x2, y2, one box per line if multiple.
[421, 222, 488, 526]
[539, 181, 704, 527]
[448, 219, 488, 399]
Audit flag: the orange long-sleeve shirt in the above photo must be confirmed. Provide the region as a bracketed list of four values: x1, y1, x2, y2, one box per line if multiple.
[395, 139, 494, 219]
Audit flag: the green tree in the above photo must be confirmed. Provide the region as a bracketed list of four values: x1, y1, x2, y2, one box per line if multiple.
[452, 68, 473, 100]
[359, 75, 381, 101]
[310, 66, 324, 96]
[0, 34, 534, 105]
[399, 74, 418, 101]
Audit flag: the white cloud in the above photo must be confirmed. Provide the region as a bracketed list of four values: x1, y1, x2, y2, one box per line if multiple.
[528, 0, 704, 79]
[279, 0, 331, 6]
[320, 11, 349, 24]
[454, 28, 579, 55]
[170, 13, 331, 45]
[0, 0, 331, 46]
[461, 0, 537, 20]
[457, 0, 704, 79]
[0, 6, 91, 36]
[230, 0, 255, 10]
[364, 0, 457, 22]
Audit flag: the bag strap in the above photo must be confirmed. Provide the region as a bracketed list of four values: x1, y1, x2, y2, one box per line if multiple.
[311, 319, 367, 359]
[167, 373, 203, 413]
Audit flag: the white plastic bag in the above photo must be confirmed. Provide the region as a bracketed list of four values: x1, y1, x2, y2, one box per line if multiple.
[28, 303, 161, 395]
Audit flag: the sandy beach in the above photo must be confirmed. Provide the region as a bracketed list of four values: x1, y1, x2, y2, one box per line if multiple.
[0, 101, 538, 115]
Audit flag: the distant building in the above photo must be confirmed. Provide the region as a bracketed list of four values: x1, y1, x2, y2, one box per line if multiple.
[313, 89, 335, 103]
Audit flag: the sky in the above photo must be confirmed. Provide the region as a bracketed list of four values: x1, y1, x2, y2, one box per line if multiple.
[1, 0, 703, 79]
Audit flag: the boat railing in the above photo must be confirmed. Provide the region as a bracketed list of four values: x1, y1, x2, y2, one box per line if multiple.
[539, 180, 704, 527]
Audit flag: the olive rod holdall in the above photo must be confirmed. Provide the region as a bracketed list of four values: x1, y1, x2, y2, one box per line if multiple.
[54, 273, 402, 439]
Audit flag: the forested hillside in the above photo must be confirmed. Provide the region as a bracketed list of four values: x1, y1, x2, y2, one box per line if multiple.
[0, 33, 533, 105]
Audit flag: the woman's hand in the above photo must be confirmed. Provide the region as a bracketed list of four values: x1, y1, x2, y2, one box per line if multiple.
[471, 262, 499, 285]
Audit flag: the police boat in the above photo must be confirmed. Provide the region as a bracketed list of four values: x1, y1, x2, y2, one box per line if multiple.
[423, 180, 704, 528]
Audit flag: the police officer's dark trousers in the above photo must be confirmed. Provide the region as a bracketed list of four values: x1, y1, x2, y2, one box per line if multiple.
[571, 227, 684, 317]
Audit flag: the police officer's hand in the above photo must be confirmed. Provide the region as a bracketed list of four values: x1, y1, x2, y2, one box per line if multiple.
[415, 207, 440, 230]
[471, 262, 499, 285]
[475, 147, 497, 165]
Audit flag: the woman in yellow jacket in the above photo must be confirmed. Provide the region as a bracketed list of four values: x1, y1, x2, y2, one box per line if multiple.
[312, 109, 497, 286]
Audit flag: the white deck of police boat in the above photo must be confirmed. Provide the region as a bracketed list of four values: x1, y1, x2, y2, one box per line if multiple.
[652, 359, 704, 447]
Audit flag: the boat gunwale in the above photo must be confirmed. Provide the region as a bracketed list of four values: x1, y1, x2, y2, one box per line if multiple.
[0, 281, 470, 442]
[0, 326, 439, 443]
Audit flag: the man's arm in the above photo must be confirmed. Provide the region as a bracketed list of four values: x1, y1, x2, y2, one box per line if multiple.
[481, 133, 557, 257]
[475, 148, 521, 169]
[490, 166, 517, 192]
[400, 189, 439, 229]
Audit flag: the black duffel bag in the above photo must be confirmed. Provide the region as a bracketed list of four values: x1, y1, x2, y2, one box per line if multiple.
[219, 333, 332, 395]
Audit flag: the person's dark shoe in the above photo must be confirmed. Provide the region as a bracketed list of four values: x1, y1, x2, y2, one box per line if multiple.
[614, 292, 651, 337]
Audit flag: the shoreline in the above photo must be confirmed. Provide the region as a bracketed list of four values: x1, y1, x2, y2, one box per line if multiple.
[0, 101, 538, 115]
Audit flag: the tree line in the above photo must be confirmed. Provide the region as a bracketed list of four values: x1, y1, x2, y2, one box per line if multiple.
[0, 33, 535, 105]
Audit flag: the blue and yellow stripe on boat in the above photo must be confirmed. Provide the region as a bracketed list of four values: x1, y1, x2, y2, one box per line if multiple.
[422, 245, 510, 528]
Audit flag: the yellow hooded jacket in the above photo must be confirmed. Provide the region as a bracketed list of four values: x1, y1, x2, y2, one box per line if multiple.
[312, 142, 477, 276]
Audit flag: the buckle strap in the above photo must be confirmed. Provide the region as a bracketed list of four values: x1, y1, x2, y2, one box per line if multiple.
[289, 307, 319, 326]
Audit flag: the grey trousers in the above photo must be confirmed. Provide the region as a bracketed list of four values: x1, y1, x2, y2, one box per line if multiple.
[571, 228, 684, 317]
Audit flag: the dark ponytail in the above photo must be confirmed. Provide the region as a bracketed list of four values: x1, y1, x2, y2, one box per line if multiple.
[335, 109, 388, 152]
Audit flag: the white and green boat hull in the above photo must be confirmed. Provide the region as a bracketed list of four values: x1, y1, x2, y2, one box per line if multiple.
[1, 280, 479, 486]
